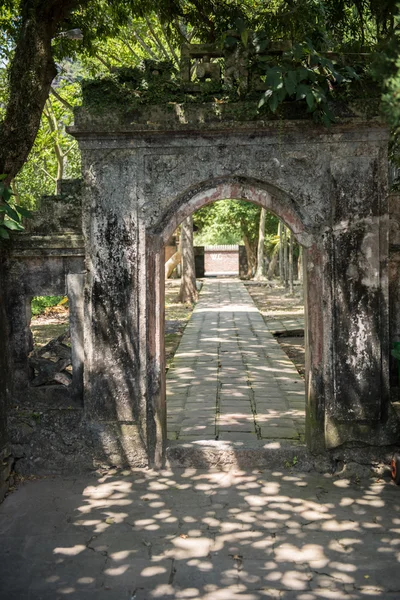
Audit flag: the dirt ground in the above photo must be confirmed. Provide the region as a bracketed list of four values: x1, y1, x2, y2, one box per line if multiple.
[246, 282, 306, 378]
[30, 285, 195, 370]
[275, 334, 305, 378]
[30, 307, 69, 349]
[164, 281, 196, 369]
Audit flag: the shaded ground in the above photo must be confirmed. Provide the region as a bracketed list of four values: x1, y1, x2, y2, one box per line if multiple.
[246, 282, 305, 378]
[1, 466, 399, 600]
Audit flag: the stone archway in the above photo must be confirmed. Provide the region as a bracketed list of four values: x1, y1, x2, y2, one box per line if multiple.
[146, 177, 318, 463]
[70, 114, 398, 467]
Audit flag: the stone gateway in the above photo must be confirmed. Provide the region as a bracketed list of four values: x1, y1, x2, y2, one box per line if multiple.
[1, 53, 400, 482]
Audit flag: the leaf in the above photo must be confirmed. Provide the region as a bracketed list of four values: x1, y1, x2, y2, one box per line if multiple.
[1, 187, 12, 202]
[322, 105, 335, 126]
[241, 29, 249, 48]
[2, 203, 20, 222]
[296, 83, 310, 100]
[0, 174, 7, 180]
[297, 67, 311, 82]
[235, 17, 246, 34]
[0, 227, 10, 239]
[258, 89, 272, 108]
[344, 66, 359, 80]
[277, 86, 287, 103]
[293, 44, 305, 61]
[266, 67, 283, 91]
[269, 93, 279, 113]
[3, 219, 24, 231]
[306, 91, 315, 111]
[255, 39, 269, 53]
[15, 206, 34, 218]
[285, 71, 297, 96]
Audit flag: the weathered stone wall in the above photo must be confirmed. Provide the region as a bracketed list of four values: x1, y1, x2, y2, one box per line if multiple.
[2, 105, 398, 476]
[389, 192, 400, 400]
[69, 105, 398, 461]
[0, 259, 13, 500]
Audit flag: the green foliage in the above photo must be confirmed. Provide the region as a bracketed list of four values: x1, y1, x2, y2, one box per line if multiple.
[193, 200, 279, 251]
[1, 0, 400, 208]
[0, 176, 33, 240]
[31, 296, 67, 317]
[257, 40, 361, 124]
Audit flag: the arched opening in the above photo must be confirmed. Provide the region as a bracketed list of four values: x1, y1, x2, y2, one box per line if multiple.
[146, 176, 323, 464]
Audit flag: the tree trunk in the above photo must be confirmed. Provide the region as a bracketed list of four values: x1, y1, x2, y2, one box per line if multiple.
[279, 221, 284, 284]
[165, 250, 182, 279]
[44, 100, 64, 193]
[267, 246, 279, 279]
[177, 216, 198, 304]
[289, 230, 294, 295]
[298, 246, 303, 283]
[0, 0, 86, 182]
[255, 207, 266, 280]
[283, 225, 289, 288]
[243, 233, 256, 278]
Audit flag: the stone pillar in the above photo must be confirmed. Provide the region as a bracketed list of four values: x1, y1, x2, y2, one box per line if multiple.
[323, 157, 396, 447]
[81, 152, 148, 467]
[304, 243, 327, 453]
[389, 193, 400, 398]
[146, 244, 166, 466]
[0, 260, 13, 501]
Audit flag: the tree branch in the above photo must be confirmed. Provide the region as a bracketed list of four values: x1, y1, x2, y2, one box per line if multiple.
[131, 28, 160, 60]
[158, 16, 180, 65]
[145, 16, 171, 61]
[50, 87, 74, 111]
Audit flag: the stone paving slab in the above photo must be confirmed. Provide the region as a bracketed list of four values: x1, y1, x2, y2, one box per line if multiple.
[1, 468, 400, 599]
[167, 279, 305, 443]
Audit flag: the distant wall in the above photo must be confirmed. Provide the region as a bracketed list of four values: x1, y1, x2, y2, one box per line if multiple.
[204, 245, 239, 276]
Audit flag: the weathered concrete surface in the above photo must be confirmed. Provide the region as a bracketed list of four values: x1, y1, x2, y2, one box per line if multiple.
[1, 467, 400, 599]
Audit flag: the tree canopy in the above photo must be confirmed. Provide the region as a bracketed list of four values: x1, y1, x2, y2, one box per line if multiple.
[0, 0, 400, 199]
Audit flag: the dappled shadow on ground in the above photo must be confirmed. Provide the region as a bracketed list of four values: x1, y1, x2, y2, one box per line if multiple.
[167, 280, 305, 444]
[1, 467, 400, 599]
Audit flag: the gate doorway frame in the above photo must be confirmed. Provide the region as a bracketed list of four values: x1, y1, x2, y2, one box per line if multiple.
[146, 177, 322, 466]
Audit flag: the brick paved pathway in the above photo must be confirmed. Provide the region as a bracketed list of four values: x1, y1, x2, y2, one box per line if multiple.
[167, 279, 305, 442]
